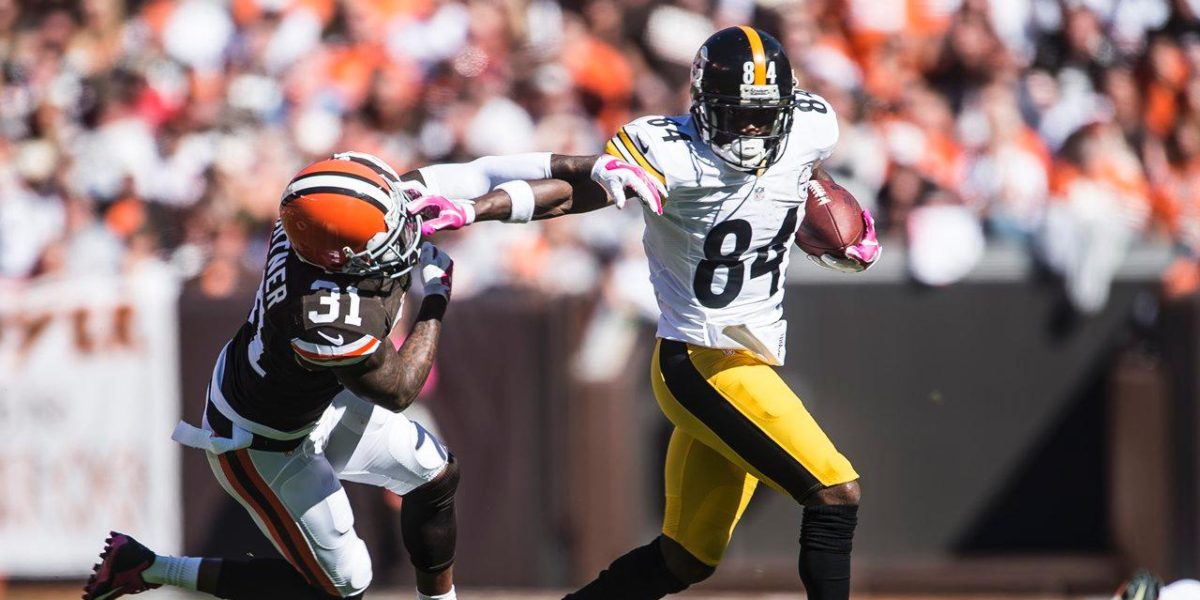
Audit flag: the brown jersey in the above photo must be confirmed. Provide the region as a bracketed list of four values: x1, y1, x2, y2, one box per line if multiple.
[219, 221, 408, 432]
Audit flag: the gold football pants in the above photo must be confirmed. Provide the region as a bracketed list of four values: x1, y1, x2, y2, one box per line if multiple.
[652, 338, 858, 566]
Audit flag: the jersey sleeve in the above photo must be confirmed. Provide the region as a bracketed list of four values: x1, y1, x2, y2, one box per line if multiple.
[291, 327, 383, 369]
[290, 284, 392, 369]
[417, 153, 553, 198]
[605, 118, 668, 187]
[793, 92, 840, 162]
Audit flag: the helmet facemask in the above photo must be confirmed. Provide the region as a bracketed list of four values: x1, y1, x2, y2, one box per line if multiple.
[688, 26, 798, 173]
[693, 94, 795, 171]
[339, 190, 423, 280]
[333, 152, 424, 280]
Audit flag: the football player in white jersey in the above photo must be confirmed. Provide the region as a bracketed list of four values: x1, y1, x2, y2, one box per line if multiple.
[416, 26, 880, 600]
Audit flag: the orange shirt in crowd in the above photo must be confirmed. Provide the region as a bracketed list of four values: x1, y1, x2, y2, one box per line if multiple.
[919, 131, 965, 191]
[844, 0, 953, 60]
[1150, 160, 1200, 237]
[561, 34, 634, 135]
[1146, 40, 1190, 137]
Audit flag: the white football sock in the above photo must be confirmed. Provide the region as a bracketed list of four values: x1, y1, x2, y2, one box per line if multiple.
[142, 555, 202, 590]
[418, 585, 457, 600]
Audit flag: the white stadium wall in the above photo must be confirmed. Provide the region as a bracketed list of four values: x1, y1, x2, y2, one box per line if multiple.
[0, 264, 183, 577]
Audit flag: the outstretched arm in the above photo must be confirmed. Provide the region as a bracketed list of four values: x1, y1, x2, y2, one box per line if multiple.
[465, 154, 650, 219]
[401, 153, 664, 235]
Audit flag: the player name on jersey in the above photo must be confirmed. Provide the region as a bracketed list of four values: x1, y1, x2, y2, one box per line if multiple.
[262, 225, 290, 311]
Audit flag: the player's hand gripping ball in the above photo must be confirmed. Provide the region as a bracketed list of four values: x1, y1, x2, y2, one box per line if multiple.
[796, 179, 881, 273]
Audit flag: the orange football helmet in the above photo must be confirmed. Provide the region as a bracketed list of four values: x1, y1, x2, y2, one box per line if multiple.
[279, 151, 423, 279]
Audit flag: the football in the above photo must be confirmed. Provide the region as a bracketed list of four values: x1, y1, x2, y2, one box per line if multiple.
[795, 180, 865, 256]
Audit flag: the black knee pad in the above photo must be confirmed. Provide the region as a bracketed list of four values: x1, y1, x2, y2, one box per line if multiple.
[402, 457, 459, 573]
[800, 504, 858, 553]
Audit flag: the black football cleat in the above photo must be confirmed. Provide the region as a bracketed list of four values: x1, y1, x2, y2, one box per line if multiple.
[82, 532, 161, 600]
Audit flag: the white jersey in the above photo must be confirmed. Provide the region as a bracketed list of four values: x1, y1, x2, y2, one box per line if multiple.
[605, 95, 839, 365]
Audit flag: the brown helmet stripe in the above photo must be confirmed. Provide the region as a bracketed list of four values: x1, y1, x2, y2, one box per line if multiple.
[342, 154, 401, 184]
[283, 169, 393, 211]
[291, 169, 389, 187]
[281, 185, 389, 215]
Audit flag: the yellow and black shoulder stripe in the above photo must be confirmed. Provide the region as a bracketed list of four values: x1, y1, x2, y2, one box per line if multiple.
[605, 126, 667, 186]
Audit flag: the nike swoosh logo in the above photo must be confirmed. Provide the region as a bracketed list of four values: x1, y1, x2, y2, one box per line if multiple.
[317, 331, 344, 345]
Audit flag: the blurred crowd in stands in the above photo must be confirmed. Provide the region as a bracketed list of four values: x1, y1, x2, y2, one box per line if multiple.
[3, 0, 1200, 314]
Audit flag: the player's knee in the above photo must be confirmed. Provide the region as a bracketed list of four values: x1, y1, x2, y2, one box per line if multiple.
[328, 538, 373, 597]
[659, 536, 717, 585]
[402, 459, 459, 573]
[807, 480, 860, 507]
[410, 458, 459, 507]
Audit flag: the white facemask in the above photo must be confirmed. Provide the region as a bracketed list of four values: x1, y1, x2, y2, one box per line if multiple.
[713, 137, 769, 171]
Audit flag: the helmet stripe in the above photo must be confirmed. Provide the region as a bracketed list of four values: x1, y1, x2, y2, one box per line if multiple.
[283, 174, 391, 214]
[284, 180, 388, 216]
[739, 25, 767, 85]
[290, 170, 390, 197]
[335, 151, 401, 184]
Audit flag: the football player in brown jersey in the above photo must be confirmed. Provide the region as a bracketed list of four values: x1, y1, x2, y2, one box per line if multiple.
[83, 150, 664, 600]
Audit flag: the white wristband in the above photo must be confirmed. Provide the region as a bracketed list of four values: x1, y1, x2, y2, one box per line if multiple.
[496, 180, 535, 223]
[459, 200, 477, 225]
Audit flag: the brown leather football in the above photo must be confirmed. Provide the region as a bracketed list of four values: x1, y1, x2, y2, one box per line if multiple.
[796, 180, 865, 256]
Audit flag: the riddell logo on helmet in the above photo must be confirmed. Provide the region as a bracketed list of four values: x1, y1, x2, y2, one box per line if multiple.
[740, 85, 780, 100]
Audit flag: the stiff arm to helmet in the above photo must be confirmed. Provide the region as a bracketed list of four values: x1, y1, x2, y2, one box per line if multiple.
[416, 153, 554, 201]
[281, 151, 424, 280]
[407, 154, 665, 235]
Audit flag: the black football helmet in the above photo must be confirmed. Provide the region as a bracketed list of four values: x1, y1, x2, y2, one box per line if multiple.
[690, 26, 797, 172]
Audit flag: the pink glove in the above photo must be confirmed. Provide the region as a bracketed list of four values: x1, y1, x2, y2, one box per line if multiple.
[591, 155, 666, 215]
[406, 195, 476, 237]
[808, 209, 882, 273]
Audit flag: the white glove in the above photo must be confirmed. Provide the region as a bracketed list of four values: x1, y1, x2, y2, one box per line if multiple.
[418, 243, 453, 300]
[590, 155, 667, 215]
